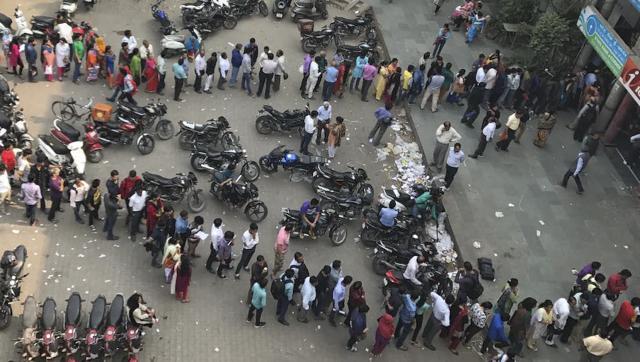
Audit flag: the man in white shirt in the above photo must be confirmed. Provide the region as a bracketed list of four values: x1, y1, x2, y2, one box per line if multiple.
[403, 255, 426, 286]
[470, 118, 497, 159]
[422, 292, 455, 350]
[300, 110, 317, 155]
[329, 276, 353, 326]
[483, 65, 497, 108]
[306, 57, 320, 99]
[206, 218, 224, 273]
[193, 49, 206, 93]
[156, 51, 167, 95]
[128, 187, 147, 242]
[273, 49, 286, 93]
[444, 143, 465, 188]
[257, 46, 270, 71]
[69, 177, 88, 224]
[475, 65, 486, 84]
[316, 102, 332, 145]
[256, 53, 278, 99]
[217, 52, 230, 90]
[545, 297, 574, 346]
[431, 121, 462, 171]
[234, 223, 259, 278]
[121, 30, 137, 54]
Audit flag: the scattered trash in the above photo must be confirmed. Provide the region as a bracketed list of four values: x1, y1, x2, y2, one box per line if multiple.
[536, 230, 541, 237]
[495, 211, 504, 218]
[472, 241, 481, 249]
[214, 347, 220, 352]
[12, 230, 19, 234]
[538, 220, 545, 225]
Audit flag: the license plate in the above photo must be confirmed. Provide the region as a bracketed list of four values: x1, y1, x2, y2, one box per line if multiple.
[276, 13, 283, 18]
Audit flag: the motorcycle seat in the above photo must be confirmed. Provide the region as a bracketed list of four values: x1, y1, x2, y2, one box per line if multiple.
[57, 121, 81, 141]
[89, 296, 107, 328]
[383, 188, 411, 204]
[40, 134, 70, 155]
[32, 15, 56, 25]
[335, 16, 365, 25]
[66, 293, 82, 325]
[41, 298, 57, 329]
[108, 295, 124, 326]
[318, 164, 351, 179]
[119, 101, 146, 117]
[299, 154, 326, 165]
[143, 172, 181, 186]
[182, 121, 206, 132]
[182, 1, 207, 6]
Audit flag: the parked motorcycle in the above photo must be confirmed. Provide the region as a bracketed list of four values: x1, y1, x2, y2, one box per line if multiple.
[93, 111, 155, 155]
[337, 42, 380, 62]
[330, 13, 377, 40]
[116, 100, 174, 141]
[230, 0, 269, 18]
[259, 145, 327, 177]
[160, 29, 202, 58]
[280, 207, 347, 246]
[152, 0, 178, 35]
[14, 295, 40, 360]
[40, 297, 60, 359]
[29, 15, 56, 39]
[190, 144, 260, 182]
[103, 294, 125, 358]
[315, 185, 372, 220]
[181, 0, 230, 17]
[142, 171, 206, 212]
[272, 0, 289, 19]
[51, 119, 104, 163]
[84, 295, 107, 360]
[183, 6, 238, 33]
[359, 209, 420, 247]
[382, 262, 452, 297]
[210, 175, 268, 222]
[1, 113, 33, 152]
[14, 5, 34, 39]
[37, 134, 86, 176]
[371, 238, 435, 275]
[290, 0, 327, 21]
[83, 0, 98, 9]
[312, 164, 372, 195]
[301, 26, 339, 53]
[0, 273, 28, 329]
[62, 292, 83, 358]
[1, 244, 27, 279]
[255, 103, 308, 135]
[177, 116, 235, 150]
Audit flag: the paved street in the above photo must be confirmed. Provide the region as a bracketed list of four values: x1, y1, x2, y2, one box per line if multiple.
[1, 0, 639, 361]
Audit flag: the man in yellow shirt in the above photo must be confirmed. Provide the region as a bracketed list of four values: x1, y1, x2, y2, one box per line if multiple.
[495, 110, 523, 152]
[399, 65, 413, 103]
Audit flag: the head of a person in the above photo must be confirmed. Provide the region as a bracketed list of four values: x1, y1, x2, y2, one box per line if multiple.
[247, 223, 258, 235]
[445, 62, 452, 70]
[445, 294, 455, 305]
[443, 23, 450, 31]
[321, 265, 331, 275]
[631, 297, 640, 307]
[294, 252, 304, 263]
[276, 49, 283, 57]
[249, 37, 255, 45]
[263, 46, 270, 53]
[568, 296, 577, 306]
[198, 48, 205, 56]
[480, 301, 493, 310]
[168, 237, 178, 245]
[221, 52, 227, 59]
[343, 275, 353, 285]
[594, 273, 606, 283]
[336, 116, 344, 124]
[417, 254, 426, 263]
[579, 293, 590, 304]
[508, 278, 519, 289]
[520, 297, 537, 311]
[309, 276, 318, 286]
[134, 186, 143, 195]
[27, 174, 35, 184]
[90, 179, 100, 188]
[310, 198, 319, 207]
[267, 52, 274, 60]
[310, 110, 318, 118]
[193, 215, 204, 226]
[119, 67, 127, 75]
[256, 255, 265, 265]
[72, 33, 80, 41]
[124, 30, 132, 37]
[322, 101, 330, 110]
[128, 170, 137, 179]
[391, 58, 398, 65]
[463, 261, 473, 272]
[423, 52, 430, 59]
[620, 269, 632, 279]
[591, 287, 603, 298]
[395, 66, 402, 74]
[387, 200, 396, 209]
[120, 41, 127, 50]
[258, 278, 268, 288]
[224, 230, 235, 241]
[541, 299, 553, 311]
[51, 167, 60, 177]
[235, 43, 242, 51]
[352, 281, 363, 290]
[179, 210, 188, 219]
[284, 224, 293, 232]
[331, 260, 341, 270]
[213, 218, 222, 228]
[443, 121, 451, 130]
[284, 268, 295, 278]
[454, 143, 462, 152]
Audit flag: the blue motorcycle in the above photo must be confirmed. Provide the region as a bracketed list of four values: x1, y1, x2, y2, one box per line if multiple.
[152, 0, 177, 35]
[259, 145, 327, 175]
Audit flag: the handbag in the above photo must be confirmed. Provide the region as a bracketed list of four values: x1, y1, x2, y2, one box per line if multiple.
[283, 71, 288, 80]
[298, 64, 304, 74]
[498, 129, 508, 141]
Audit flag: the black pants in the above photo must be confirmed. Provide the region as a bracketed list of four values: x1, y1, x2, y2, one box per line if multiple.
[347, 334, 359, 349]
[273, 74, 281, 92]
[411, 313, 425, 341]
[496, 129, 516, 150]
[257, 71, 273, 98]
[205, 244, 218, 271]
[118, 92, 136, 105]
[444, 165, 458, 188]
[129, 211, 143, 240]
[247, 305, 263, 325]
[421, 313, 442, 347]
[300, 131, 313, 155]
[560, 317, 579, 343]
[174, 77, 184, 101]
[545, 324, 562, 342]
[300, 73, 309, 91]
[39, 195, 46, 211]
[395, 319, 412, 347]
[584, 311, 605, 337]
[104, 213, 117, 239]
[361, 79, 372, 100]
[313, 291, 328, 316]
[158, 73, 166, 93]
[47, 196, 61, 221]
[368, 120, 388, 146]
[25, 204, 36, 225]
[28, 62, 36, 81]
[217, 71, 226, 90]
[276, 296, 289, 321]
[472, 135, 488, 156]
[72, 204, 84, 222]
[217, 257, 231, 276]
[194, 71, 203, 92]
[433, 40, 446, 57]
[235, 246, 256, 275]
[463, 323, 482, 344]
[562, 169, 584, 193]
[607, 321, 631, 342]
[88, 207, 100, 226]
[316, 120, 329, 144]
[322, 81, 335, 101]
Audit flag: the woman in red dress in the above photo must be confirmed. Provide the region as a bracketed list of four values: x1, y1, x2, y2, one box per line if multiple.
[175, 255, 192, 303]
[144, 56, 159, 92]
[145, 194, 163, 239]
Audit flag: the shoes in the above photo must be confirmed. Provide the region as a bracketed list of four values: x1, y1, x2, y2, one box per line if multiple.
[174, 98, 183, 102]
[349, 346, 357, 352]
[577, 190, 584, 195]
[397, 345, 409, 351]
[449, 348, 459, 355]
[255, 322, 266, 328]
[243, 266, 250, 272]
[234, 274, 240, 279]
[218, 274, 227, 279]
[204, 90, 212, 94]
[544, 340, 557, 347]
[424, 344, 436, 351]
[206, 268, 216, 274]
[278, 319, 290, 326]
[368, 138, 373, 143]
[49, 218, 59, 223]
[107, 236, 120, 240]
[469, 154, 478, 159]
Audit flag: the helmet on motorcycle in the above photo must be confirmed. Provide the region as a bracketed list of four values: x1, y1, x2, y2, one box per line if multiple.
[283, 152, 298, 164]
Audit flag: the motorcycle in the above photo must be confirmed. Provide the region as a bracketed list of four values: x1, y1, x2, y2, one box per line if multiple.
[59, 0, 78, 17]
[315, 185, 372, 220]
[40, 297, 60, 359]
[312, 164, 372, 195]
[230, 0, 269, 18]
[180, 0, 230, 16]
[93, 110, 155, 155]
[152, 0, 178, 35]
[83, 0, 98, 10]
[330, 13, 377, 40]
[301, 26, 339, 53]
[337, 42, 380, 62]
[62, 292, 83, 357]
[290, 0, 328, 21]
[14, 5, 34, 39]
[142, 171, 206, 212]
[371, 238, 435, 275]
[382, 262, 452, 298]
[255, 103, 308, 135]
[272, 0, 289, 19]
[84, 295, 107, 360]
[29, 15, 56, 39]
[14, 295, 40, 360]
[116, 100, 174, 141]
[1, 244, 27, 279]
[103, 294, 125, 358]
[190, 144, 260, 182]
[51, 119, 104, 163]
[280, 207, 348, 246]
[183, 6, 238, 33]
[359, 209, 420, 247]
[210, 175, 268, 222]
[36, 134, 86, 176]
[177, 116, 235, 150]
[6, 110, 33, 150]
[0, 273, 28, 329]
[258, 145, 327, 177]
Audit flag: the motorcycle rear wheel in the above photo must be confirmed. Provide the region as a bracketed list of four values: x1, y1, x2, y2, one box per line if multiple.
[259, 1, 269, 17]
[255, 116, 274, 134]
[223, 17, 238, 30]
[87, 149, 103, 163]
[245, 200, 268, 222]
[360, 227, 378, 247]
[188, 191, 206, 213]
[155, 119, 175, 140]
[190, 154, 207, 172]
[372, 254, 389, 276]
[136, 135, 155, 155]
[301, 38, 315, 53]
[329, 223, 347, 246]
[241, 161, 261, 182]
[0, 304, 13, 330]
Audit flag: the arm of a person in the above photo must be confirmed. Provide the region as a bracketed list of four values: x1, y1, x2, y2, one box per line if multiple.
[574, 158, 584, 176]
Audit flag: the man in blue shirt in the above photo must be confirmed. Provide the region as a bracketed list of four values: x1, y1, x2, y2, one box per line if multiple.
[379, 200, 398, 228]
[300, 198, 321, 238]
[229, 43, 243, 87]
[172, 57, 187, 102]
[369, 103, 394, 146]
[322, 61, 339, 101]
[395, 290, 418, 350]
[175, 210, 190, 245]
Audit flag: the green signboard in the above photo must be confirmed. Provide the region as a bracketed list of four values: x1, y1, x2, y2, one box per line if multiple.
[577, 6, 630, 76]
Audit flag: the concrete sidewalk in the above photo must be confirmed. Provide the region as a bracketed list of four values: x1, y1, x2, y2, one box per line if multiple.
[370, 0, 640, 360]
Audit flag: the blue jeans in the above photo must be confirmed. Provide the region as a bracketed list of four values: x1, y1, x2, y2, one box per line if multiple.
[73, 61, 81, 82]
[395, 319, 412, 347]
[230, 66, 240, 86]
[241, 72, 252, 94]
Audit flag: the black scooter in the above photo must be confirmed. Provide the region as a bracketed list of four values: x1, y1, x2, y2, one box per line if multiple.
[255, 103, 309, 135]
[290, 0, 327, 21]
[272, 0, 290, 19]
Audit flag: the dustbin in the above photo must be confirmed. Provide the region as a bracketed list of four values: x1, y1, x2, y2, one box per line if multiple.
[298, 19, 314, 34]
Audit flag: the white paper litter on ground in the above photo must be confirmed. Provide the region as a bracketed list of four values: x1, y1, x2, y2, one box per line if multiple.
[536, 230, 541, 237]
[539, 220, 545, 225]
[495, 211, 504, 218]
[473, 241, 481, 249]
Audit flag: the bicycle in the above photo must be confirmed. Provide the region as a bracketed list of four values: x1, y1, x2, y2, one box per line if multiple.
[51, 97, 94, 123]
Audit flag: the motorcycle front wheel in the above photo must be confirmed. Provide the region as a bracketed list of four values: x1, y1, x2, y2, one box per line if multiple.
[360, 227, 378, 247]
[301, 38, 315, 53]
[0, 304, 12, 330]
[221, 131, 238, 148]
[190, 154, 207, 172]
[367, 28, 377, 41]
[255, 116, 274, 134]
[329, 223, 347, 246]
[245, 200, 268, 222]
[188, 191, 206, 212]
[156, 119, 175, 140]
[259, 156, 277, 173]
[223, 17, 238, 30]
[178, 132, 195, 150]
[259, 1, 269, 16]
[136, 135, 155, 155]
[241, 161, 261, 182]
[87, 149, 103, 163]
[372, 254, 389, 276]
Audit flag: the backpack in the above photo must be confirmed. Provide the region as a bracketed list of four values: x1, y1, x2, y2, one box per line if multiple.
[270, 277, 292, 300]
[468, 277, 484, 300]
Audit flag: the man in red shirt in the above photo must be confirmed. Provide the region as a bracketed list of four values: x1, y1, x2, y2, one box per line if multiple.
[606, 297, 640, 342]
[606, 269, 632, 298]
[119, 169, 141, 226]
[1, 143, 16, 173]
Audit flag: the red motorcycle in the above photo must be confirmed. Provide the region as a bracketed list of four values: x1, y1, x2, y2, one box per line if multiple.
[51, 119, 104, 163]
